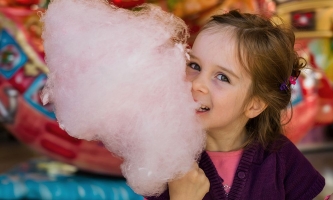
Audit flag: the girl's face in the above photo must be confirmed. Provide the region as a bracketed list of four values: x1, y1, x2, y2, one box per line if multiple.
[186, 30, 252, 135]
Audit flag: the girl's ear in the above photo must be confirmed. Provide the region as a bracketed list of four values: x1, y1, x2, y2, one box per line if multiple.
[245, 97, 267, 119]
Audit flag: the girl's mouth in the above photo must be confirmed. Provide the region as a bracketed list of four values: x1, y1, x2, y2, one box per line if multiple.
[197, 105, 210, 112]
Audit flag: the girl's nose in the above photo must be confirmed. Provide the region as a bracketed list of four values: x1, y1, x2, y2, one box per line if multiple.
[191, 75, 209, 94]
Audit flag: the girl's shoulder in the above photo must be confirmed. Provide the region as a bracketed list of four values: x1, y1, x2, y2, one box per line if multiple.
[250, 134, 319, 174]
[258, 134, 300, 160]
[248, 134, 325, 199]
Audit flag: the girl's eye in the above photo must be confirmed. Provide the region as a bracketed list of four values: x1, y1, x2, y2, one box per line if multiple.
[187, 62, 201, 71]
[216, 74, 230, 83]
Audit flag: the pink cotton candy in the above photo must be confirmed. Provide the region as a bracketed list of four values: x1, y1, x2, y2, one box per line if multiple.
[41, 0, 206, 196]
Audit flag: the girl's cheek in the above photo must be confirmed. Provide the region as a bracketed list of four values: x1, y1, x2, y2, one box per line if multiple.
[185, 70, 199, 82]
[212, 79, 225, 90]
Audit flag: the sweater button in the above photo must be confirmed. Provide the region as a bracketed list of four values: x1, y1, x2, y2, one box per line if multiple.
[238, 171, 246, 179]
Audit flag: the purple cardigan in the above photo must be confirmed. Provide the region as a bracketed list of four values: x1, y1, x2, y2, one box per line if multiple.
[146, 135, 325, 200]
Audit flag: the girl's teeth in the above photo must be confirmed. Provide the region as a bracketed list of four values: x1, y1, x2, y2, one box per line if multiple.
[198, 106, 210, 111]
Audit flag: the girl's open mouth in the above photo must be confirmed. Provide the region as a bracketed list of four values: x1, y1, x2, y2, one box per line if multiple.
[197, 105, 210, 112]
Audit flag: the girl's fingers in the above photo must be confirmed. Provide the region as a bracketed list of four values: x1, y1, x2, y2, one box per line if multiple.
[325, 194, 333, 200]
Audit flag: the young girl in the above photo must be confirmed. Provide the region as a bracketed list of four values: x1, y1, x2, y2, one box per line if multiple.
[147, 10, 325, 200]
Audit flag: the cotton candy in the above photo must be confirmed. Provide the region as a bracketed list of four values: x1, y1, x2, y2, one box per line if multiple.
[41, 0, 206, 196]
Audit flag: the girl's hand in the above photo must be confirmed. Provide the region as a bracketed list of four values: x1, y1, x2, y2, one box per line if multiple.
[325, 193, 333, 200]
[168, 163, 210, 200]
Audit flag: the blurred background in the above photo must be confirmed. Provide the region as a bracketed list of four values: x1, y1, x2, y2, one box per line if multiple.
[0, 0, 332, 199]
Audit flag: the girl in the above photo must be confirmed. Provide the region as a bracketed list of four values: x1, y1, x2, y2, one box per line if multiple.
[147, 10, 325, 200]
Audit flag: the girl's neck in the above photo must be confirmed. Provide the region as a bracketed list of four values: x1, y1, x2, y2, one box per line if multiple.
[205, 128, 247, 152]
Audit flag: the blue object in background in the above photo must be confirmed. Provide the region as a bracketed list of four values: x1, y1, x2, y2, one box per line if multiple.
[23, 74, 56, 120]
[0, 29, 28, 79]
[0, 158, 143, 200]
[291, 79, 303, 106]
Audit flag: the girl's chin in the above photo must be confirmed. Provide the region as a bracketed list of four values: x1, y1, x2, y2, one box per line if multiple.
[195, 113, 210, 128]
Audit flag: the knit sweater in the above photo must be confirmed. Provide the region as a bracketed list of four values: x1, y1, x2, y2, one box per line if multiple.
[146, 135, 325, 200]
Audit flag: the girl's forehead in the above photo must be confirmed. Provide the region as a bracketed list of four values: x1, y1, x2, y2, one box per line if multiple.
[199, 25, 236, 40]
[195, 29, 236, 47]
[192, 30, 237, 57]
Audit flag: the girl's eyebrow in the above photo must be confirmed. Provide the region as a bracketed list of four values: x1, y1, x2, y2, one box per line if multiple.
[217, 65, 239, 79]
[189, 53, 198, 60]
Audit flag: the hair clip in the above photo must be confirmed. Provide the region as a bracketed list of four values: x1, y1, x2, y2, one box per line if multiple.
[280, 74, 300, 90]
[280, 70, 301, 91]
[289, 76, 297, 85]
[280, 81, 288, 91]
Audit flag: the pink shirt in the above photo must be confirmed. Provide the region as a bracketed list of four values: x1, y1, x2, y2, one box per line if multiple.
[206, 149, 243, 194]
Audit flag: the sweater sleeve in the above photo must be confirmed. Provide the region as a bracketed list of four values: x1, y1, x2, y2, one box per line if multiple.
[280, 137, 325, 200]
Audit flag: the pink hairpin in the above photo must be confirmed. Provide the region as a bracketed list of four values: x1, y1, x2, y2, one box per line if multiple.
[289, 76, 297, 85]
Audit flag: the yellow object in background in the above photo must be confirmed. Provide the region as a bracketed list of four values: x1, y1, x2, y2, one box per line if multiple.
[276, 0, 333, 38]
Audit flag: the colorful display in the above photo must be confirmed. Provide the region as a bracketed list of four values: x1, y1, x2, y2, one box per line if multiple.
[0, 0, 332, 188]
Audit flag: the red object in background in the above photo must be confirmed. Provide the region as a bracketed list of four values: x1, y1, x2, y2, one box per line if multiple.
[308, 54, 333, 125]
[292, 11, 315, 30]
[8, 68, 38, 94]
[0, 0, 40, 7]
[110, 0, 145, 8]
[284, 76, 319, 144]
[16, 0, 39, 6]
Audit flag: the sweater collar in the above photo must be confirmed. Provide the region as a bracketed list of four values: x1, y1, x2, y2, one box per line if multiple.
[199, 143, 258, 200]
